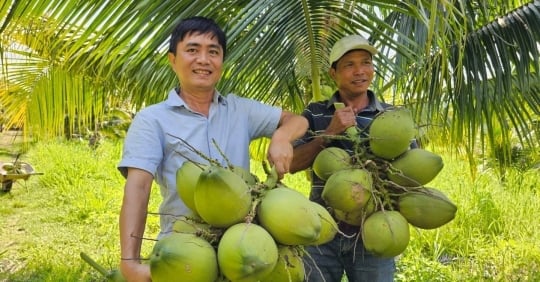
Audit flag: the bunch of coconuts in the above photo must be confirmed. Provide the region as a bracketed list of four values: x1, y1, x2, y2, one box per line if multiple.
[312, 106, 457, 258]
[148, 150, 341, 282]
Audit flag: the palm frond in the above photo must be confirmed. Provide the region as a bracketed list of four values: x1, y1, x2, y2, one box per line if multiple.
[1, 0, 538, 169]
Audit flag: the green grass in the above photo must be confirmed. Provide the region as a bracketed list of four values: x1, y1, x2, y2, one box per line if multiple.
[1, 140, 539, 281]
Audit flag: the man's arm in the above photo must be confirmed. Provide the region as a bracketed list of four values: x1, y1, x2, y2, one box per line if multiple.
[289, 136, 328, 174]
[290, 106, 356, 174]
[119, 168, 153, 282]
[266, 111, 308, 179]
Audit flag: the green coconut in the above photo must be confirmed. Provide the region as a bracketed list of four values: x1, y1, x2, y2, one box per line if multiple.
[333, 198, 376, 226]
[150, 233, 218, 282]
[105, 269, 125, 282]
[261, 245, 305, 282]
[313, 147, 352, 180]
[334, 208, 361, 226]
[217, 223, 278, 282]
[369, 108, 416, 160]
[362, 211, 410, 258]
[194, 166, 252, 228]
[232, 165, 259, 186]
[176, 161, 206, 214]
[387, 148, 444, 186]
[398, 187, 457, 229]
[258, 186, 321, 245]
[322, 168, 373, 212]
[308, 202, 339, 245]
[214, 275, 230, 282]
[172, 215, 211, 234]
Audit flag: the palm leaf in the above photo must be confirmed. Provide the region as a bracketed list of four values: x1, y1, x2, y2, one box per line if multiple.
[1, 0, 538, 169]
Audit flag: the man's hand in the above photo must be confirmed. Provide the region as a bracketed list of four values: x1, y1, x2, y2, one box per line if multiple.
[268, 111, 308, 179]
[267, 137, 293, 179]
[325, 105, 357, 136]
[120, 260, 151, 282]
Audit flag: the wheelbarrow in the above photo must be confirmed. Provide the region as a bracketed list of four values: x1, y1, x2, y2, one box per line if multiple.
[0, 160, 43, 192]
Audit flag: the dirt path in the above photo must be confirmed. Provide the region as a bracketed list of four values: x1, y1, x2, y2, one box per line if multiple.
[0, 130, 26, 159]
[0, 130, 24, 145]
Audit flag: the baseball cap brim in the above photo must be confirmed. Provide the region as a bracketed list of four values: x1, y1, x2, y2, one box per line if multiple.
[329, 35, 378, 65]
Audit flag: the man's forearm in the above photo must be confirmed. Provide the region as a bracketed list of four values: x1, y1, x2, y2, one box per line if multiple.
[290, 136, 328, 173]
[119, 182, 151, 261]
[274, 112, 308, 143]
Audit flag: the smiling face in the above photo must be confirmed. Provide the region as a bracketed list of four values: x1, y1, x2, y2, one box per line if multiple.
[168, 32, 224, 93]
[329, 49, 374, 99]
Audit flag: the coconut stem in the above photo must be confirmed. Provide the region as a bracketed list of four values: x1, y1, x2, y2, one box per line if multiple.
[211, 138, 235, 169]
[245, 198, 261, 224]
[263, 164, 278, 189]
[80, 252, 109, 277]
[167, 133, 222, 167]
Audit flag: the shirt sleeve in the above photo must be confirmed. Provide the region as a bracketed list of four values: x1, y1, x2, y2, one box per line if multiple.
[231, 95, 282, 139]
[117, 109, 164, 178]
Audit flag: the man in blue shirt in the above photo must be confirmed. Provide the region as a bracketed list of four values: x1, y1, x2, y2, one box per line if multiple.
[118, 16, 308, 281]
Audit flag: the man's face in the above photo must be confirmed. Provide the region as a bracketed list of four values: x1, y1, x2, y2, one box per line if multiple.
[330, 49, 374, 97]
[168, 32, 224, 92]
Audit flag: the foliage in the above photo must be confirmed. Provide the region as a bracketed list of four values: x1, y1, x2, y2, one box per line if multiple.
[0, 0, 539, 170]
[1, 140, 539, 281]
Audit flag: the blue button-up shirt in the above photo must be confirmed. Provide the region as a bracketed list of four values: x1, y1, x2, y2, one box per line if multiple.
[118, 88, 281, 237]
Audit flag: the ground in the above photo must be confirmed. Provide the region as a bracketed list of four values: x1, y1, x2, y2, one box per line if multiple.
[0, 130, 26, 158]
[1, 130, 29, 192]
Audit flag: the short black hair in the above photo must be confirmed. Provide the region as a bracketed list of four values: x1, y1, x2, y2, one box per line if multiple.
[168, 16, 227, 57]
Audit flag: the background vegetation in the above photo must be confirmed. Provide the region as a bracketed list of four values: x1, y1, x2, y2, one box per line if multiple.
[1, 140, 539, 281]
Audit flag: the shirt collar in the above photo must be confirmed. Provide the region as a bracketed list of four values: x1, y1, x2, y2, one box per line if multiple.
[325, 90, 385, 112]
[165, 88, 226, 108]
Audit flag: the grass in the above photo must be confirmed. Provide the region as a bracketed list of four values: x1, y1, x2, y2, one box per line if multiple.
[0, 139, 539, 281]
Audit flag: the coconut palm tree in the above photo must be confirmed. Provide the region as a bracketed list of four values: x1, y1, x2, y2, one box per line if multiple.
[1, 0, 539, 169]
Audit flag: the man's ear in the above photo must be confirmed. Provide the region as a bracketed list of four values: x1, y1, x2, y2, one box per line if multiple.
[167, 52, 175, 65]
[329, 67, 336, 80]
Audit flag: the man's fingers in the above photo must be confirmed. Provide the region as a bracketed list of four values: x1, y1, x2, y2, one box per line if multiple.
[274, 162, 286, 180]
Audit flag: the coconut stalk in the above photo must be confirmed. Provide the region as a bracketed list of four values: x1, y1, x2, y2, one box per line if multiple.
[80, 252, 126, 282]
[172, 215, 223, 244]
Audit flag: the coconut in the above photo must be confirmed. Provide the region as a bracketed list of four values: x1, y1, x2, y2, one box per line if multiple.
[176, 161, 206, 214]
[362, 211, 410, 258]
[172, 215, 211, 235]
[214, 275, 230, 282]
[232, 165, 259, 186]
[322, 168, 373, 212]
[387, 148, 444, 186]
[257, 186, 321, 245]
[334, 208, 362, 226]
[194, 165, 252, 228]
[261, 245, 305, 282]
[150, 233, 218, 282]
[308, 202, 339, 245]
[333, 198, 376, 226]
[369, 108, 416, 160]
[106, 269, 125, 282]
[398, 187, 457, 229]
[217, 223, 278, 282]
[312, 147, 352, 180]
